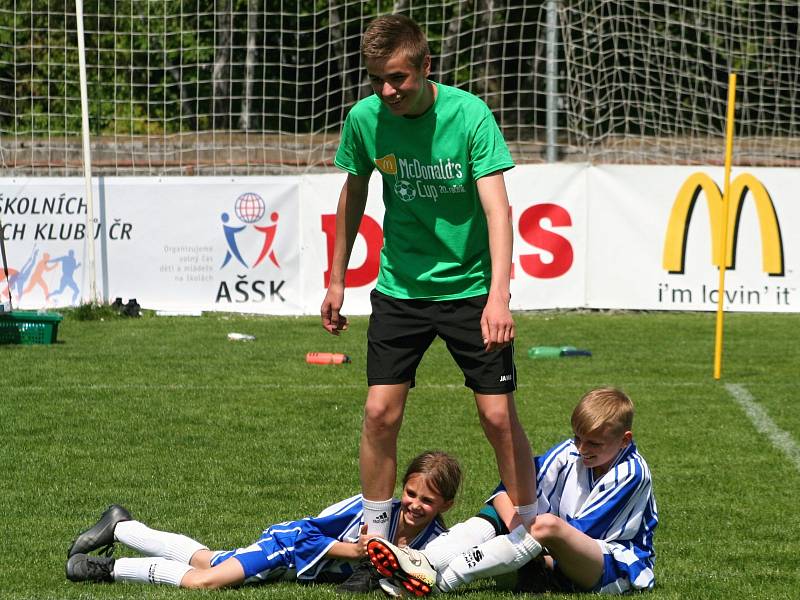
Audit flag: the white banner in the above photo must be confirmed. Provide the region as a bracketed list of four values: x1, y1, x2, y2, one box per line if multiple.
[1, 165, 797, 313]
[585, 166, 797, 312]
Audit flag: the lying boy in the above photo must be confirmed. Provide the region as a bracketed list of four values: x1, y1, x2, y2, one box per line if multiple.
[368, 387, 658, 596]
[66, 451, 461, 592]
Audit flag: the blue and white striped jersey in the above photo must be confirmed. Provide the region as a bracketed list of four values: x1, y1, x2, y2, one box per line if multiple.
[536, 439, 658, 590]
[489, 439, 658, 591]
[275, 494, 447, 581]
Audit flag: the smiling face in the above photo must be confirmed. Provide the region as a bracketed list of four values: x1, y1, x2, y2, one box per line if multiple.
[365, 51, 434, 117]
[573, 425, 633, 476]
[398, 473, 453, 531]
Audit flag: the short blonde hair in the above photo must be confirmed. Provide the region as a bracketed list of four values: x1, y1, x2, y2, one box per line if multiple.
[571, 387, 634, 437]
[361, 14, 430, 68]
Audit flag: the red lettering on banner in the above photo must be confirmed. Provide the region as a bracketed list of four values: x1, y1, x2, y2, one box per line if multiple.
[321, 214, 383, 287]
[517, 204, 573, 278]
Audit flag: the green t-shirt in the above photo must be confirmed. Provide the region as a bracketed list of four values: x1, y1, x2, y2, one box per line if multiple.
[334, 82, 514, 300]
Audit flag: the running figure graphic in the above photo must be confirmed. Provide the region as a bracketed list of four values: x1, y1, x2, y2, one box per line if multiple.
[48, 249, 82, 304]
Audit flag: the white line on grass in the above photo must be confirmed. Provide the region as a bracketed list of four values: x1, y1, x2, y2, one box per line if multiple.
[725, 383, 800, 473]
[8, 382, 603, 393]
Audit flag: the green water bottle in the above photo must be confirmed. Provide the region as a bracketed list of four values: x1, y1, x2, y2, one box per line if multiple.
[527, 346, 592, 359]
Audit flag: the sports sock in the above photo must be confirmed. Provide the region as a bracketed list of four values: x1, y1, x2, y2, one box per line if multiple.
[113, 557, 194, 587]
[114, 520, 207, 564]
[422, 517, 497, 570]
[362, 498, 393, 538]
[436, 525, 542, 592]
[516, 503, 537, 529]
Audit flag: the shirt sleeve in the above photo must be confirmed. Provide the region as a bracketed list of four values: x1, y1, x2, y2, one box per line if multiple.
[469, 104, 515, 180]
[334, 108, 375, 176]
[294, 496, 363, 577]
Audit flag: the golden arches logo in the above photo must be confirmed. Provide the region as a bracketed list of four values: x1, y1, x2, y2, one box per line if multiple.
[662, 172, 784, 275]
[374, 154, 397, 175]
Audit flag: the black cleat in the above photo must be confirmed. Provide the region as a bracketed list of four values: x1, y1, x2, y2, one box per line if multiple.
[513, 553, 576, 594]
[335, 559, 383, 594]
[66, 553, 115, 583]
[67, 504, 132, 558]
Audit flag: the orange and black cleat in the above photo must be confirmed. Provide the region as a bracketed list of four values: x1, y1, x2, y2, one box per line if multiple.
[367, 537, 438, 597]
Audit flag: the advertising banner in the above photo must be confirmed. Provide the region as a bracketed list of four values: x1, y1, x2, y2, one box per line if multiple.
[1, 179, 101, 309]
[1, 177, 301, 313]
[586, 166, 797, 312]
[1, 165, 797, 314]
[104, 178, 301, 314]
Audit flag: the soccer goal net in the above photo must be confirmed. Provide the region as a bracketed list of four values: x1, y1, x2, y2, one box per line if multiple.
[1, 1, 798, 176]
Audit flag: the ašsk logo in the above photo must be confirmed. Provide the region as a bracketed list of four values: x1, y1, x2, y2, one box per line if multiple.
[374, 154, 397, 175]
[662, 172, 784, 275]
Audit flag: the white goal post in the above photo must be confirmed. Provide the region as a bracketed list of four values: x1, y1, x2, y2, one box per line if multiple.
[1, 0, 799, 176]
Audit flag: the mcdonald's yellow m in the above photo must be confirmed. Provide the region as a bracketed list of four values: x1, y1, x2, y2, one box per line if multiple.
[662, 172, 784, 275]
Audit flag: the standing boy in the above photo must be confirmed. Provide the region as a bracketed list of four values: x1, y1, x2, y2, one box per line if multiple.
[320, 13, 537, 552]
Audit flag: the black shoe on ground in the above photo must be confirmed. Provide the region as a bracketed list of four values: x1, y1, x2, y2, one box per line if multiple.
[66, 553, 115, 583]
[513, 554, 576, 594]
[67, 504, 132, 558]
[122, 299, 141, 317]
[335, 559, 383, 594]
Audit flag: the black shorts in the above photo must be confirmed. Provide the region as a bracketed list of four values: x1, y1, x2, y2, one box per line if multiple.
[366, 289, 516, 394]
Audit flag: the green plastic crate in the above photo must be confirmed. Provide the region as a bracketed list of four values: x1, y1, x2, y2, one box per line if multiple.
[0, 310, 63, 345]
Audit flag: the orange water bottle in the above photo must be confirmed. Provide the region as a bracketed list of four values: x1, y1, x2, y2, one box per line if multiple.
[305, 352, 351, 365]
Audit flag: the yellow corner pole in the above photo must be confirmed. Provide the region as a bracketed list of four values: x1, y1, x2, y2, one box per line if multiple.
[713, 73, 737, 380]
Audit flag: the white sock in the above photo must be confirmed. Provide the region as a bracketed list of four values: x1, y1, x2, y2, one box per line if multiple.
[362, 498, 393, 538]
[422, 517, 497, 570]
[516, 503, 537, 529]
[114, 520, 207, 564]
[437, 525, 542, 592]
[113, 557, 194, 587]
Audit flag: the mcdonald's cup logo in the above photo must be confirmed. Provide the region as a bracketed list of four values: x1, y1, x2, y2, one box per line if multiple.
[662, 172, 784, 275]
[374, 154, 398, 175]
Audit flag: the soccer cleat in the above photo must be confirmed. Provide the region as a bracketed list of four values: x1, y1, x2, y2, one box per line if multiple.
[334, 559, 383, 594]
[65, 553, 115, 583]
[379, 577, 413, 598]
[67, 504, 132, 557]
[367, 538, 437, 597]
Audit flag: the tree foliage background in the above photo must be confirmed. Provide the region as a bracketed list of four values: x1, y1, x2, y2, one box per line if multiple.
[1, 1, 798, 168]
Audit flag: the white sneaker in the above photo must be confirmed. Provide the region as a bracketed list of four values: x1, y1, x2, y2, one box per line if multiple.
[367, 538, 437, 597]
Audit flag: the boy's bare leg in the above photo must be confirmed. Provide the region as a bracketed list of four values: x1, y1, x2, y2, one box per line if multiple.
[360, 383, 410, 534]
[475, 392, 536, 509]
[188, 549, 214, 569]
[179, 557, 245, 589]
[532, 513, 604, 589]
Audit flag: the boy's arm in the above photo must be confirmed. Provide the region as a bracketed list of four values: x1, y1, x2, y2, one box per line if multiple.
[492, 491, 525, 532]
[321, 524, 369, 560]
[320, 173, 370, 335]
[476, 171, 515, 352]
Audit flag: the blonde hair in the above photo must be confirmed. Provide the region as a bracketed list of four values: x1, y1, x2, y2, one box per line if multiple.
[402, 450, 462, 502]
[361, 14, 430, 68]
[571, 387, 634, 437]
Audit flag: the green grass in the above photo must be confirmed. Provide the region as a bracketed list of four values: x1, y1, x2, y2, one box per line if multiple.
[1, 309, 798, 599]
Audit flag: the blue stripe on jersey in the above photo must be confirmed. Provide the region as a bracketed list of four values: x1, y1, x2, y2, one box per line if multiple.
[533, 439, 657, 590]
[295, 495, 448, 581]
[535, 439, 573, 487]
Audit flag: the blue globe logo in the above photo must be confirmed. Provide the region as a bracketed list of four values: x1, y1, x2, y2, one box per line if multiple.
[234, 192, 266, 224]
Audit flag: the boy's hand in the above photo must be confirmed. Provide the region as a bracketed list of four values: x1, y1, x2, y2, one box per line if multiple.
[356, 524, 369, 558]
[321, 285, 348, 335]
[481, 295, 515, 352]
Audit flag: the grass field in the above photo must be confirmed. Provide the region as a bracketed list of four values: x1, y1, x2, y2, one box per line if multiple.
[2, 309, 798, 599]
